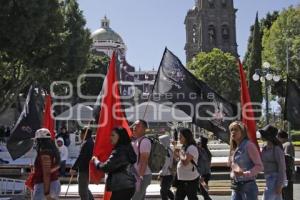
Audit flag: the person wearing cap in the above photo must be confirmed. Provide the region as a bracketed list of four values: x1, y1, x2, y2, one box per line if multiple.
[131, 119, 152, 200]
[56, 137, 68, 177]
[228, 121, 263, 200]
[260, 125, 287, 200]
[70, 127, 94, 200]
[196, 136, 212, 200]
[277, 130, 295, 200]
[32, 128, 61, 200]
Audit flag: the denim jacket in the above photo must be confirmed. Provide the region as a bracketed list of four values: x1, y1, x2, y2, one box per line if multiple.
[233, 139, 255, 182]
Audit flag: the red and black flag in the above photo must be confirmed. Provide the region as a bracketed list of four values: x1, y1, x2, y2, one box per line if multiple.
[150, 48, 236, 143]
[285, 78, 300, 129]
[7, 85, 42, 160]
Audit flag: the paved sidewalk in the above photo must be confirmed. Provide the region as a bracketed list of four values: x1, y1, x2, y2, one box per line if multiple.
[60, 182, 300, 199]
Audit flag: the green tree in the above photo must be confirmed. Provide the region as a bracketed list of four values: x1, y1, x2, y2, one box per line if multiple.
[243, 11, 279, 93]
[247, 13, 263, 117]
[188, 48, 239, 103]
[0, 0, 65, 113]
[262, 6, 300, 84]
[243, 11, 279, 120]
[61, 0, 92, 83]
[80, 54, 109, 98]
[0, 0, 92, 114]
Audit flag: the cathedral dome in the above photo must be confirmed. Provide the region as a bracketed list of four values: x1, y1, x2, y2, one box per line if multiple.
[91, 16, 124, 44]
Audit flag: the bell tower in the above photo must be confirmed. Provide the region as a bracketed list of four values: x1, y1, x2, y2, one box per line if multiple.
[185, 0, 238, 63]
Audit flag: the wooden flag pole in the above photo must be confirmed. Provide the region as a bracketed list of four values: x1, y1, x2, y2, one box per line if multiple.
[65, 122, 91, 197]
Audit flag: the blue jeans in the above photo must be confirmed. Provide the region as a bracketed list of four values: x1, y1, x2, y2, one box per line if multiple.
[32, 180, 61, 200]
[231, 180, 258, 200]
[263, 173, 283, 200]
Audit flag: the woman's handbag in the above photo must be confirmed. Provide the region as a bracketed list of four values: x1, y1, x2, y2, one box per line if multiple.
[231, 180, 254, 191]
[231, 180, 242, 191]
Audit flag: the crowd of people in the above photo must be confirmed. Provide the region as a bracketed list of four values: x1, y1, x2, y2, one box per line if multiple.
[28, 119, 295, 200]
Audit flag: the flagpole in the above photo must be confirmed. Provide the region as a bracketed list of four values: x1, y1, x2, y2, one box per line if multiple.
[65, 121, 91, 197]
[142, 48, 166, 120]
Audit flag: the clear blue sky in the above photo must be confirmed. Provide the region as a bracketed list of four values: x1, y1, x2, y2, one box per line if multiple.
[77, 0, 299, 70]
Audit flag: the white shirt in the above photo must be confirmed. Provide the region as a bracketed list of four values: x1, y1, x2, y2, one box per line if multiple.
[131, 136, 152, 175]
[58, 145, 68, 162]
[177, 145, 199, 180]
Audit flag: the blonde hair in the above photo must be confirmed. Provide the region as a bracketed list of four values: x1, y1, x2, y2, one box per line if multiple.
[229, 121, 248, 155]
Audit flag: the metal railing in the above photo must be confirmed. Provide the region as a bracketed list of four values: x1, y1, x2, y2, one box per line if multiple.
[0, 177, 26, 196]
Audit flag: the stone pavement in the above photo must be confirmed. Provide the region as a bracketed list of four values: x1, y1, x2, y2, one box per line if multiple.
[60, 181, 300, 199]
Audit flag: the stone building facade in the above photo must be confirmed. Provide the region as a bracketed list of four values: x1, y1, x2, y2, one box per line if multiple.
[185, 0, 238, 62]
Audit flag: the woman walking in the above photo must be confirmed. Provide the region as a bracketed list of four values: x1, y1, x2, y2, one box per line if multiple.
[228, 121, 263, 200]
[32, 128, 61, 200]
[92, 127, 136, 200]
[260, 125, 287, 200]
[174, 128, 199, 200]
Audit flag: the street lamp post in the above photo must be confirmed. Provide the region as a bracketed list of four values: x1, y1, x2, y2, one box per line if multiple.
[252, 62, 281, 124]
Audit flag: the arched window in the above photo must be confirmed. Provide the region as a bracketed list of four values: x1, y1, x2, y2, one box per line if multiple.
[222, 25, 229, 40]
[192, 24, 198, 43]
[208, 25, 216, 43]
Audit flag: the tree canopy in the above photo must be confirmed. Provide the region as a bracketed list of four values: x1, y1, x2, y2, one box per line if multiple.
[262, 6, 300, 84]
[0, 0, 92, 114]
[187, 48, 239, 103]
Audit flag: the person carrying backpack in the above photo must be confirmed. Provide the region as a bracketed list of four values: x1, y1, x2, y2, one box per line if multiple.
[159, 135, 175, 200]
[131, 119, 152, 200]
[173, 128, 199, 200]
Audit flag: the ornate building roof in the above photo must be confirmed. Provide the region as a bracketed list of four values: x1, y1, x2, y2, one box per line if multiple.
[91, 16, 127, 58]
[91, 16, 124, 44]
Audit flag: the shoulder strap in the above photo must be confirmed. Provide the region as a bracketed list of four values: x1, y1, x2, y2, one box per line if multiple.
[137, 136, 146, 164]
[186, 145, 200, 172]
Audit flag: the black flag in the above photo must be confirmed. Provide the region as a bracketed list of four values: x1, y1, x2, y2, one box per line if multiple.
[150, 48, 237, 143]
[285, 78, 300, 129]
[7, 85, 42, 160]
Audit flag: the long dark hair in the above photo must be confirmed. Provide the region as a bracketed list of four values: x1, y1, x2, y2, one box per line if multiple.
[36, 138, 61, 165]
[179, 128, 196, 151]
[112, 127, 136, 164]
[112, 127, 131, 147]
